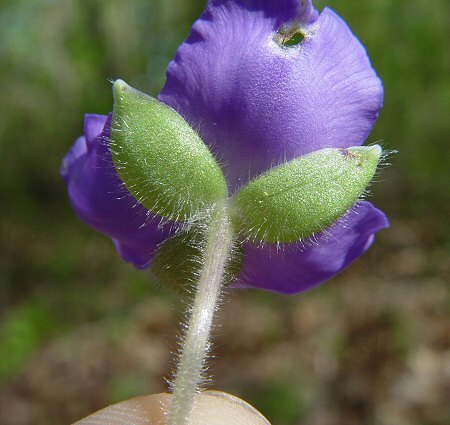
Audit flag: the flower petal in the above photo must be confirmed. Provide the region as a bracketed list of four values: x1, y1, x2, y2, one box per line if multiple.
[62, 114, 173, 268]
[233, 201, 389, 294]
[84, 114, 109, 149]
[60, 135, 86, 184]
[159, 0, 383, 192]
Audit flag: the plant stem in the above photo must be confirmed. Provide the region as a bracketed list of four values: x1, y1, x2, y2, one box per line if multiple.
[168, 203, 234, 425]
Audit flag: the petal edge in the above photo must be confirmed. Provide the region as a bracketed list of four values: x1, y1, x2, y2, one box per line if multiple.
[233, 201, 389, 294]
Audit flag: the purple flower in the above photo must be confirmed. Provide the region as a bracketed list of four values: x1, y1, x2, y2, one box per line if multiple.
[62, 0, 388, 294]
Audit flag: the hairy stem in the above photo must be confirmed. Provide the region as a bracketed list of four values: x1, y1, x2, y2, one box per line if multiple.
[168, 204, 234, 425]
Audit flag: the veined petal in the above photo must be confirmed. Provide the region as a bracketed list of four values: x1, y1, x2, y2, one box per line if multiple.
[63, 114, 173, 268]
[233, 202, 389, 294]
[159, 0, 383, 192]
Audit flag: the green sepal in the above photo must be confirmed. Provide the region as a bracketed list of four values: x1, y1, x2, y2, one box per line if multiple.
[230, 146, 382, 243]
[151, 228, 243, 292]
[111, 80, 227, 222]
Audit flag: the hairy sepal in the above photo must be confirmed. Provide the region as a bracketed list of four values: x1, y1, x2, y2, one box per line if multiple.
[151, 226, 243, 291]
[111, 80, 227, 222]
[230, 145, 382, 243]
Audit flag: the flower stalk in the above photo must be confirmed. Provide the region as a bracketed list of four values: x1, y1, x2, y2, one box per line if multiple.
[168, 203, 234, 425]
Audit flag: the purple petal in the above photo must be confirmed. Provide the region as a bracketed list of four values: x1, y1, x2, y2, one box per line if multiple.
[62, 114, 174, 268]
[60, 136, 86, 184]
[159, 0, 383, 192]
[84, 114, 110, 150]
[233, 202, 389, 294]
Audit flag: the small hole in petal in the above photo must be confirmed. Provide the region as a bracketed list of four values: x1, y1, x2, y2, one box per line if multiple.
[275, 25, 305, 48]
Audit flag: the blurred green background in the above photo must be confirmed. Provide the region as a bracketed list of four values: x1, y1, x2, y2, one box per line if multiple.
[1, 0, 449, 424]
